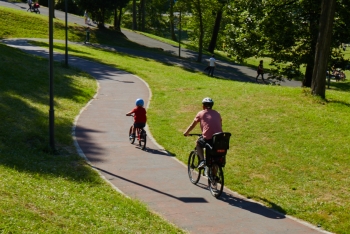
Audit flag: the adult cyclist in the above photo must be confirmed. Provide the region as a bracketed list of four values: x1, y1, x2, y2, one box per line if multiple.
[183, 97, 222, 169]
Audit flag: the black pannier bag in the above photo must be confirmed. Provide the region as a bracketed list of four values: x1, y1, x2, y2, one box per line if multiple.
[206, 132, 231, 167]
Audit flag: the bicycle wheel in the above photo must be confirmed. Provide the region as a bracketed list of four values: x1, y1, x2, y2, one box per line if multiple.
[208, 163, 224, 198]
[129, 126, 135, 144]
[188, 150, 201, 184]
[139, 129, 147, 150]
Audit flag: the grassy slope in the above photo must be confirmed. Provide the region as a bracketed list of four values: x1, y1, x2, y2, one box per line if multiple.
[0, 8, 184, 234]
[1, 5, 350, 234]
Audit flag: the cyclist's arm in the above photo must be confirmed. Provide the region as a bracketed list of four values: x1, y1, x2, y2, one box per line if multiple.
[183, 120, 198, 136]
[126, 110, 134, 116]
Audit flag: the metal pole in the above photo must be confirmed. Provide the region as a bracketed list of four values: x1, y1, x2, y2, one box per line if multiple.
[65, 0, 68, 66]
[49, 0, 55, 150]
[178, 10, 181, 58]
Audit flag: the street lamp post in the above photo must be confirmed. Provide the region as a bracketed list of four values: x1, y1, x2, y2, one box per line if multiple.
[65, 0, 68, 66]
[178, 10, 181, 58]
[49, 0, 55, 150]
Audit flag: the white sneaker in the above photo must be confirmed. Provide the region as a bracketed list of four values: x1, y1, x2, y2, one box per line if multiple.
[198, 160, 206, 169]
[204, 166, 208, 177]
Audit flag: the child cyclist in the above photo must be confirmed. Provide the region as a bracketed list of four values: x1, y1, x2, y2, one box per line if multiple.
[126, 98, 147, 138]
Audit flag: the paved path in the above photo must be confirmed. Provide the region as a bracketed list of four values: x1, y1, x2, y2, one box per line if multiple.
[1, 38, 329, 234]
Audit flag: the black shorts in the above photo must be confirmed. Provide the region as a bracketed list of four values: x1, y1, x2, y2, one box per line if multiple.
[197, 136, 213, 148]
[134, 122, 145, 129]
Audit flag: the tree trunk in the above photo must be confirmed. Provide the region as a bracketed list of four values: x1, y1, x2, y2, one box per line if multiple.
[196, 0, 203, 62]
[132, 0, 137, 30]
[138, 4, 141, 30]
[169, 0, 177, 41]
[207, 9, 223, 53]
[302, 10, 319, 87]
[114, 7, 122, 32]
[141, 0, 145, 31]
[117, 6, 122, 32]
[114, 8, 118, 29]
[303, 60, 314, 87]
[311, 0, 336, 98]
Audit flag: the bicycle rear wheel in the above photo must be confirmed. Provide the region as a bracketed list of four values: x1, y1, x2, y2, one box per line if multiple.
[188, 150, 201, 184]
[139, 129, 147, 150]
[129, 126, 135, 144]
[208, 164, 224, 198]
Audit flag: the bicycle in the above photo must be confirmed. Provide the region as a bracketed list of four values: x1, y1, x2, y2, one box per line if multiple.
[187, 132, 231, 198]
[128, 115, 147, 150]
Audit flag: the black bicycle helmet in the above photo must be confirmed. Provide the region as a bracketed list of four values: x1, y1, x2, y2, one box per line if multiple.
[202, 97, 214, 108]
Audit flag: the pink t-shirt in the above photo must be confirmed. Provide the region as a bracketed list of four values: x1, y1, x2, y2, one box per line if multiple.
[194, 109, 222, 139]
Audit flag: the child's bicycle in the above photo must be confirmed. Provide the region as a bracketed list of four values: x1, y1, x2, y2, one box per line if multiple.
[128, 115, 147, 150]
[187, 132, 231, 198]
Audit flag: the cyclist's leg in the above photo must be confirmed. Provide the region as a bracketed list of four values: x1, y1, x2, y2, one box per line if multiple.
[195, 144, 204, 161]
[134, 123, 145, 141]
[196, 136, 208, 169]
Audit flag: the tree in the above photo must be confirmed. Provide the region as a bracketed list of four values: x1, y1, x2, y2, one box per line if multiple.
[311, 0, 336, 98]
[74, 0, 114, 28]
[207, 0, 227, 53]
[223, 0, 350, 85]
[140, 0, 146, 31]
[111, 0, 131, 32]
[183, 0, 214, 62]
[133, 0, 137, 30]
[169, 0, 177, 41]
[207, 9, 223, 53]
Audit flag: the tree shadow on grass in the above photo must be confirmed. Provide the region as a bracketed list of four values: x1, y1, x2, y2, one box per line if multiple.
[327, 80, 350, 92]
[30, 39, 258, 85]
[0, 43, 100, 182]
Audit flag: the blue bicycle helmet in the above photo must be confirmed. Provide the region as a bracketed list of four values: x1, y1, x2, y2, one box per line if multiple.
[135, 98, 144, 107]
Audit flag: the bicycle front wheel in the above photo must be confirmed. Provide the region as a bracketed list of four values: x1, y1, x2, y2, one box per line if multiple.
[129, 126, 135, 144]
[139, 129, 147, 150]
[208, 164, 224, 198]
[188, 150, 201, 184]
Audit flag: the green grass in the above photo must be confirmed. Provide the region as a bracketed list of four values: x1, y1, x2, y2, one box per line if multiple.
[2, 5, 350, 234]
[0, 41, 184, 233]
[37, 41, 350, 234]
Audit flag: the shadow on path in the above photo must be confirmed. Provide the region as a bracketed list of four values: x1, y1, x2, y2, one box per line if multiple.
[93, 166, 208, 203]
[193, 181, 286, 219]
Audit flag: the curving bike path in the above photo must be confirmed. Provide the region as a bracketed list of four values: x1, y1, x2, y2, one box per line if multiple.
[1, 38, 330, 234]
